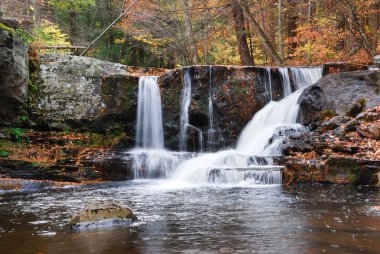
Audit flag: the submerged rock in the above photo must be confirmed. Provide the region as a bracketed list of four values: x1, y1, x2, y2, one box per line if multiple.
[70, 200, 136, 229]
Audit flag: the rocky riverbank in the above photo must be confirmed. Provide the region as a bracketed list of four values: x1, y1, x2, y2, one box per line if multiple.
[0, 128, 128, 186]
[281, 71, 380, 185]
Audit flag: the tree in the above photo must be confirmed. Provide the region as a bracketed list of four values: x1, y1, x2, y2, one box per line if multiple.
[49, 0, 96, 44]
[231, 0, 254, 66]
[238, 0, 284, 65]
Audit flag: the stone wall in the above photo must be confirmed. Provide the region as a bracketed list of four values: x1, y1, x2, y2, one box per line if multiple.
[0, 27, 29, 125]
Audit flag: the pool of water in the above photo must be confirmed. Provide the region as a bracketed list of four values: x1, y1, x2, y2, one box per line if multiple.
[0, 181, 379, 254]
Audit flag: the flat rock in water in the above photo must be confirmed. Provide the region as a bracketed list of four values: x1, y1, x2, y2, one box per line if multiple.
[70, 200, 136, 229]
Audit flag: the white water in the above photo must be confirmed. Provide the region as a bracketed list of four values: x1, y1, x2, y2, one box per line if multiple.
[135, 76, 164, 149]
[179, 69, 203, 152]
[130, 67, 323, 185]
[171, 67, 323, 185]
[128, 149, 190, 179]
[279, 67, 292, 97]
[291, 67, 323, 90]
[265, 67, 273, 101]
[207, 66, 216, 151]
[235, 89, 303, 155]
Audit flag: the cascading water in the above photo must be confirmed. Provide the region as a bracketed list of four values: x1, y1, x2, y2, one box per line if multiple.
[179, 69, 203, 152]
[135, 76, 164, 149]
[279, 67, 292, 97]
[291, 67, 323, 90]
[128, 67, 322, 184]
[172, 67, 323, 185]
[128, 76, 188, 179]
[264, 67, 273, 101]
[207, 66, 216, 152]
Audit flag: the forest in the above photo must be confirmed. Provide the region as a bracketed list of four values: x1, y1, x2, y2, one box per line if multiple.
[1, 0, 379, 67]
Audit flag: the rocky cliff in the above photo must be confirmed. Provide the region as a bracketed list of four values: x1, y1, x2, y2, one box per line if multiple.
[0, 25, 29, 125]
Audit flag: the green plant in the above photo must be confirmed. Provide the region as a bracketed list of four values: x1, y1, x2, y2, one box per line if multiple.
[19, 115, 29, 123]
[4, 128, 27, 143]
[0, 150, 9, 158]
[321, 109, 336, 118]
[0, 24, 33, 43]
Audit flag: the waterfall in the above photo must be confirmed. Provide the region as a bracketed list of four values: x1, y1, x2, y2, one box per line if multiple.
[172, 67, 323, 185]
[128, 76, 174, 180]
[235, 89, 303, 155]
[261, 67, 273, 101]
[136, 76, 164, 149]
[291, 67, 323, 90]
[179, 69, 203, 152]
[129, 67, 322, 183]
[207, 66, 216, 152]
[279, 67, 292, 97]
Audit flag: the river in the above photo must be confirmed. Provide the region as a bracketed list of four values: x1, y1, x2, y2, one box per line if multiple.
[0, 181, 379, 254]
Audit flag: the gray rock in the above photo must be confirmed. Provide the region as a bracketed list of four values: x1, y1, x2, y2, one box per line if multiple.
[70, 200, 136, 229]
[299, 71, 380, 125]
[0, 27, 29, 125]
[368, 123, 380, 140]
[334, 119, 360, 135]
[30, 54, 139, 141]
[321, 115, 351, 132]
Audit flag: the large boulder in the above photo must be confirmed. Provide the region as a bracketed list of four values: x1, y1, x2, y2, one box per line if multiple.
[30, 54, 139, 144]
[299, 70, 380, 125]
[0, 24, 29, 125]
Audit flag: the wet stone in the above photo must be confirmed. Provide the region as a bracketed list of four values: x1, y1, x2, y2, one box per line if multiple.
[70, 200, 136, 229]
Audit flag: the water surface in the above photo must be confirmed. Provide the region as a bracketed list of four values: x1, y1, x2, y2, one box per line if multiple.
[0, 181, 379, 254]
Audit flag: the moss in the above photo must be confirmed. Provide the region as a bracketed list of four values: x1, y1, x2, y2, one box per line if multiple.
[321, 109, 336, 118]
[0, 23, 14, 33]
[0, 24, 33, 43]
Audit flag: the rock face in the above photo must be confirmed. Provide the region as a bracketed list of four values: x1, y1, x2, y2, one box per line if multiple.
[159, 66, 286, 151]
[0, 26, 29, 125]
[70, 200, 136, 228]
[30, 54, 139, 144]
[299, 71, 380, 125]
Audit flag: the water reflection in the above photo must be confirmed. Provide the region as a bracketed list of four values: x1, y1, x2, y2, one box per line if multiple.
[0, 182, 379, 254]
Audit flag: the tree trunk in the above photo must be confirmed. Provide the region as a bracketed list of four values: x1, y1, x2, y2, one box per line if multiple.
[231, 0, 254, 66]
[307, 0, 312, 64]
[335, 13, 346, 51]
[238, 1, 284, 65]
[345, 0, 376, 56]
[181, 0, 199, 65]
[286, 0, 298, 58]
[368, 1, 380, 52]
[69, 11, 77, 45]
[278, 0, 284, 59]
